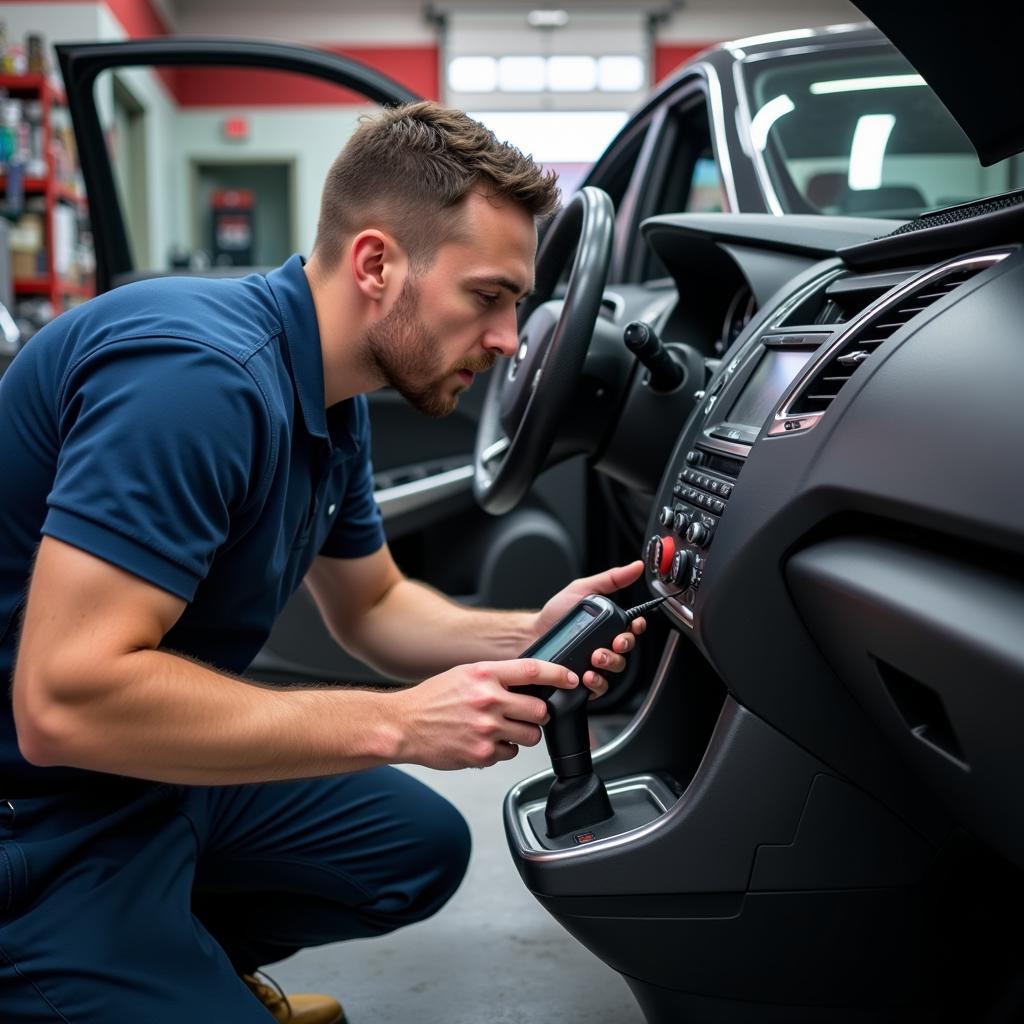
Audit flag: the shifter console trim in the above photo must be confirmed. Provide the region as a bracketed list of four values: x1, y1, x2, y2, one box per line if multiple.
[518, 775, 674, 852]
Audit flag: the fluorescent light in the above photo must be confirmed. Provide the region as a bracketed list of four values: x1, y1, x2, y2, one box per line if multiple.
[448, 56, 497, 93]
[810, 74, 925, 95]
[848, 114, 896, 190]
[750, 94, 795, 151]
[597, 55, 645, 92]
[470, 110, 628, 163]
[526, 9, 569, 28]
[547, 55, 597, 92]
[498, 56, 546, 92]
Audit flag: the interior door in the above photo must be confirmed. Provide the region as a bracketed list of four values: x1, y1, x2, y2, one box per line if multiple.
[56, 39, 585, 686]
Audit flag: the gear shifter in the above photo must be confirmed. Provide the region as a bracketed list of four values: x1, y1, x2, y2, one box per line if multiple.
[518, 593, 671, 838]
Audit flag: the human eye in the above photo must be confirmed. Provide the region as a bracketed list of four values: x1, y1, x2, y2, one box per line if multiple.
[476, 291, 501, 307]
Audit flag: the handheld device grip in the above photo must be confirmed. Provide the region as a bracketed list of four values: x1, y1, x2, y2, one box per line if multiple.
[517, 603, 631, 777]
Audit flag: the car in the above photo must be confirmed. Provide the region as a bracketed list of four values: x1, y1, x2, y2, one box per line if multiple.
[16, 8, 1024, 1019]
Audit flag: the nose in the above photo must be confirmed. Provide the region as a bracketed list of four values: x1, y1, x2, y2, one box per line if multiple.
[483, 307, 519, 358]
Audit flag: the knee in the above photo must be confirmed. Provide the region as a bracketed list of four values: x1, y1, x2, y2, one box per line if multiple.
[365, 791, 471, 931]
[404, 795, 471, 923]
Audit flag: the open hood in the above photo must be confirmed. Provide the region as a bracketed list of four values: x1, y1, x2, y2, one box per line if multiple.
[855, 3, 1024, 166]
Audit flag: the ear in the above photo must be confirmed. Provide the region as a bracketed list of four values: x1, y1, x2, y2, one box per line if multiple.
[350, 229, 406, 302]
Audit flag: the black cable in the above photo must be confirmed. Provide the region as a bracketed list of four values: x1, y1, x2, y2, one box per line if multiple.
[623, 591, 684, 619]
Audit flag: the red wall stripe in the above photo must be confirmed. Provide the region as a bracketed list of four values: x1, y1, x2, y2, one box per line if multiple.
[103, 0, 170, 38]
[653, 44, 717, 83]
[168, 47, 439, 107]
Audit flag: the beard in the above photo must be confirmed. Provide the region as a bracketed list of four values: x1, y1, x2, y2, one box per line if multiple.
[363, 278, 495, 417]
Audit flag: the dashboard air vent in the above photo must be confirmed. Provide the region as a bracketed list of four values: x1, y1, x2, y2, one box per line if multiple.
[787, 262, 989, 416]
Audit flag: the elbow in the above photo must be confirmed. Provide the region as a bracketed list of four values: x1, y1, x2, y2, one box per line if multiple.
[12, 662, 84, 768]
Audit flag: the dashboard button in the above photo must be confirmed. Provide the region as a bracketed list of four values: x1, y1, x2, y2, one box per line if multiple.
[657, 536, 676, 578]
[720, 483, 732, 498]
[685, 451, 700, 464]
[713, 499, 725, 514]
[709, 425, 758, 445]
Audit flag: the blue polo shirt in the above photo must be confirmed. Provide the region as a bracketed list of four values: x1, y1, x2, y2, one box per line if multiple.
[0, 254, 385, 788]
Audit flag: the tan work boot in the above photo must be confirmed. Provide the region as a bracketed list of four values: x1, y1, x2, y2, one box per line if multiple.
[242, 971, 346, 1024]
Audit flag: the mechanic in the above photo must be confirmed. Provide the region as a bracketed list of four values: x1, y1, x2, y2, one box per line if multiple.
[0, 102, 645, 1023]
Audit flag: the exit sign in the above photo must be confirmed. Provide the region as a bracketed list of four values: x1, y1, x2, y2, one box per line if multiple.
[223, 117, 249, 141]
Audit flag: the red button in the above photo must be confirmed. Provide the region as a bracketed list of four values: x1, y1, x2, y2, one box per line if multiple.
[658, 535, 676, 577]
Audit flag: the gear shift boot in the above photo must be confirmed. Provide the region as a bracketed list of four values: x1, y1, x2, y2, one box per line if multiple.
[544, 771, 614, 837]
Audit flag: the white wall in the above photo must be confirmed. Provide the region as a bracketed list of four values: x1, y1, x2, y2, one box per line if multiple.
[0, 2, 103, 47]
[170, 106, 371, 260]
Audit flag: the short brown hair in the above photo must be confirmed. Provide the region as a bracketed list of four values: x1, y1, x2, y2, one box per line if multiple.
[312, 101, 560, 271]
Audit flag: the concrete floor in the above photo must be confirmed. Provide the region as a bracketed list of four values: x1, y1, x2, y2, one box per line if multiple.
[268, 741, 646, 1024]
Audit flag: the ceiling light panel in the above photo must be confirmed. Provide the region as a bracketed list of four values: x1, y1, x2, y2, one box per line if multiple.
[447, 56, 498, 93]
[498, 56, 547, 92]
[597, 55, 645, 92]
[547, 55, 597, 92]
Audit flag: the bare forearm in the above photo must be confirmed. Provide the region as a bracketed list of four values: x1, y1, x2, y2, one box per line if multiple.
[347, 578, 538, 680]
[17, 648, 400, 785]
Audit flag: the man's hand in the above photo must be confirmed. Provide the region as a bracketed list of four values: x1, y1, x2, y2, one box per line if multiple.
[533, 560, 647, 700]
[390, 659, 579, 770]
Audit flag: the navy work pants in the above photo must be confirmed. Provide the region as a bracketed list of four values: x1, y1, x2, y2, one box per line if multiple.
[0, 767, 471, 1021]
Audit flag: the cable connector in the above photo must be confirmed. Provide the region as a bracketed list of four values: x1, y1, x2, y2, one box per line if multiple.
[623, 591, 684, 619]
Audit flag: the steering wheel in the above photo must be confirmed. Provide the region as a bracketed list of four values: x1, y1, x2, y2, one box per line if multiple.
[473, 186, 614, 515]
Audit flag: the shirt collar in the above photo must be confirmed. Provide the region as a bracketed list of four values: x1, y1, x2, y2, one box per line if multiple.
[263, 255, 332, 445]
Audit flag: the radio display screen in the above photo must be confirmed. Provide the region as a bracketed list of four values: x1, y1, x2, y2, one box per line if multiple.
[725, 348, 815, 430]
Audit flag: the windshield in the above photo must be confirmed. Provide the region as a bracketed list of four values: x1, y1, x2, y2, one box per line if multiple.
[743, 47, 1024, 218]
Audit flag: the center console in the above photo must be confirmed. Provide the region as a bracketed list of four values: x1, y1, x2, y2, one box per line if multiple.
[644, 293, 838, 627]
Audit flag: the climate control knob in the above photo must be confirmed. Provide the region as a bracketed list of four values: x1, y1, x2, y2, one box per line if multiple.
[672, 509, 690, 534]
[670, 549, 691, 586]
[686, 521, 709, 546]
[645, 535, 660, 575]
[659, 505, 674, 528]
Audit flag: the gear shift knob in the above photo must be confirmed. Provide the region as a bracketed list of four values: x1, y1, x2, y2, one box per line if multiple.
[519, 681, 613, 837]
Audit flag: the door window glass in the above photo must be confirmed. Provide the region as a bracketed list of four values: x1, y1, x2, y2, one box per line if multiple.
[685, 153, 726, 212]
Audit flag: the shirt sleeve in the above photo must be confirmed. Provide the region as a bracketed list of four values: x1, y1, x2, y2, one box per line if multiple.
[318, 395, 385, 559]
[42, 337, 270, 601]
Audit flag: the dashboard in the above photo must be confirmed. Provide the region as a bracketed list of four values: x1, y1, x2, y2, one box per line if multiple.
[598, 205, 1024, 873]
